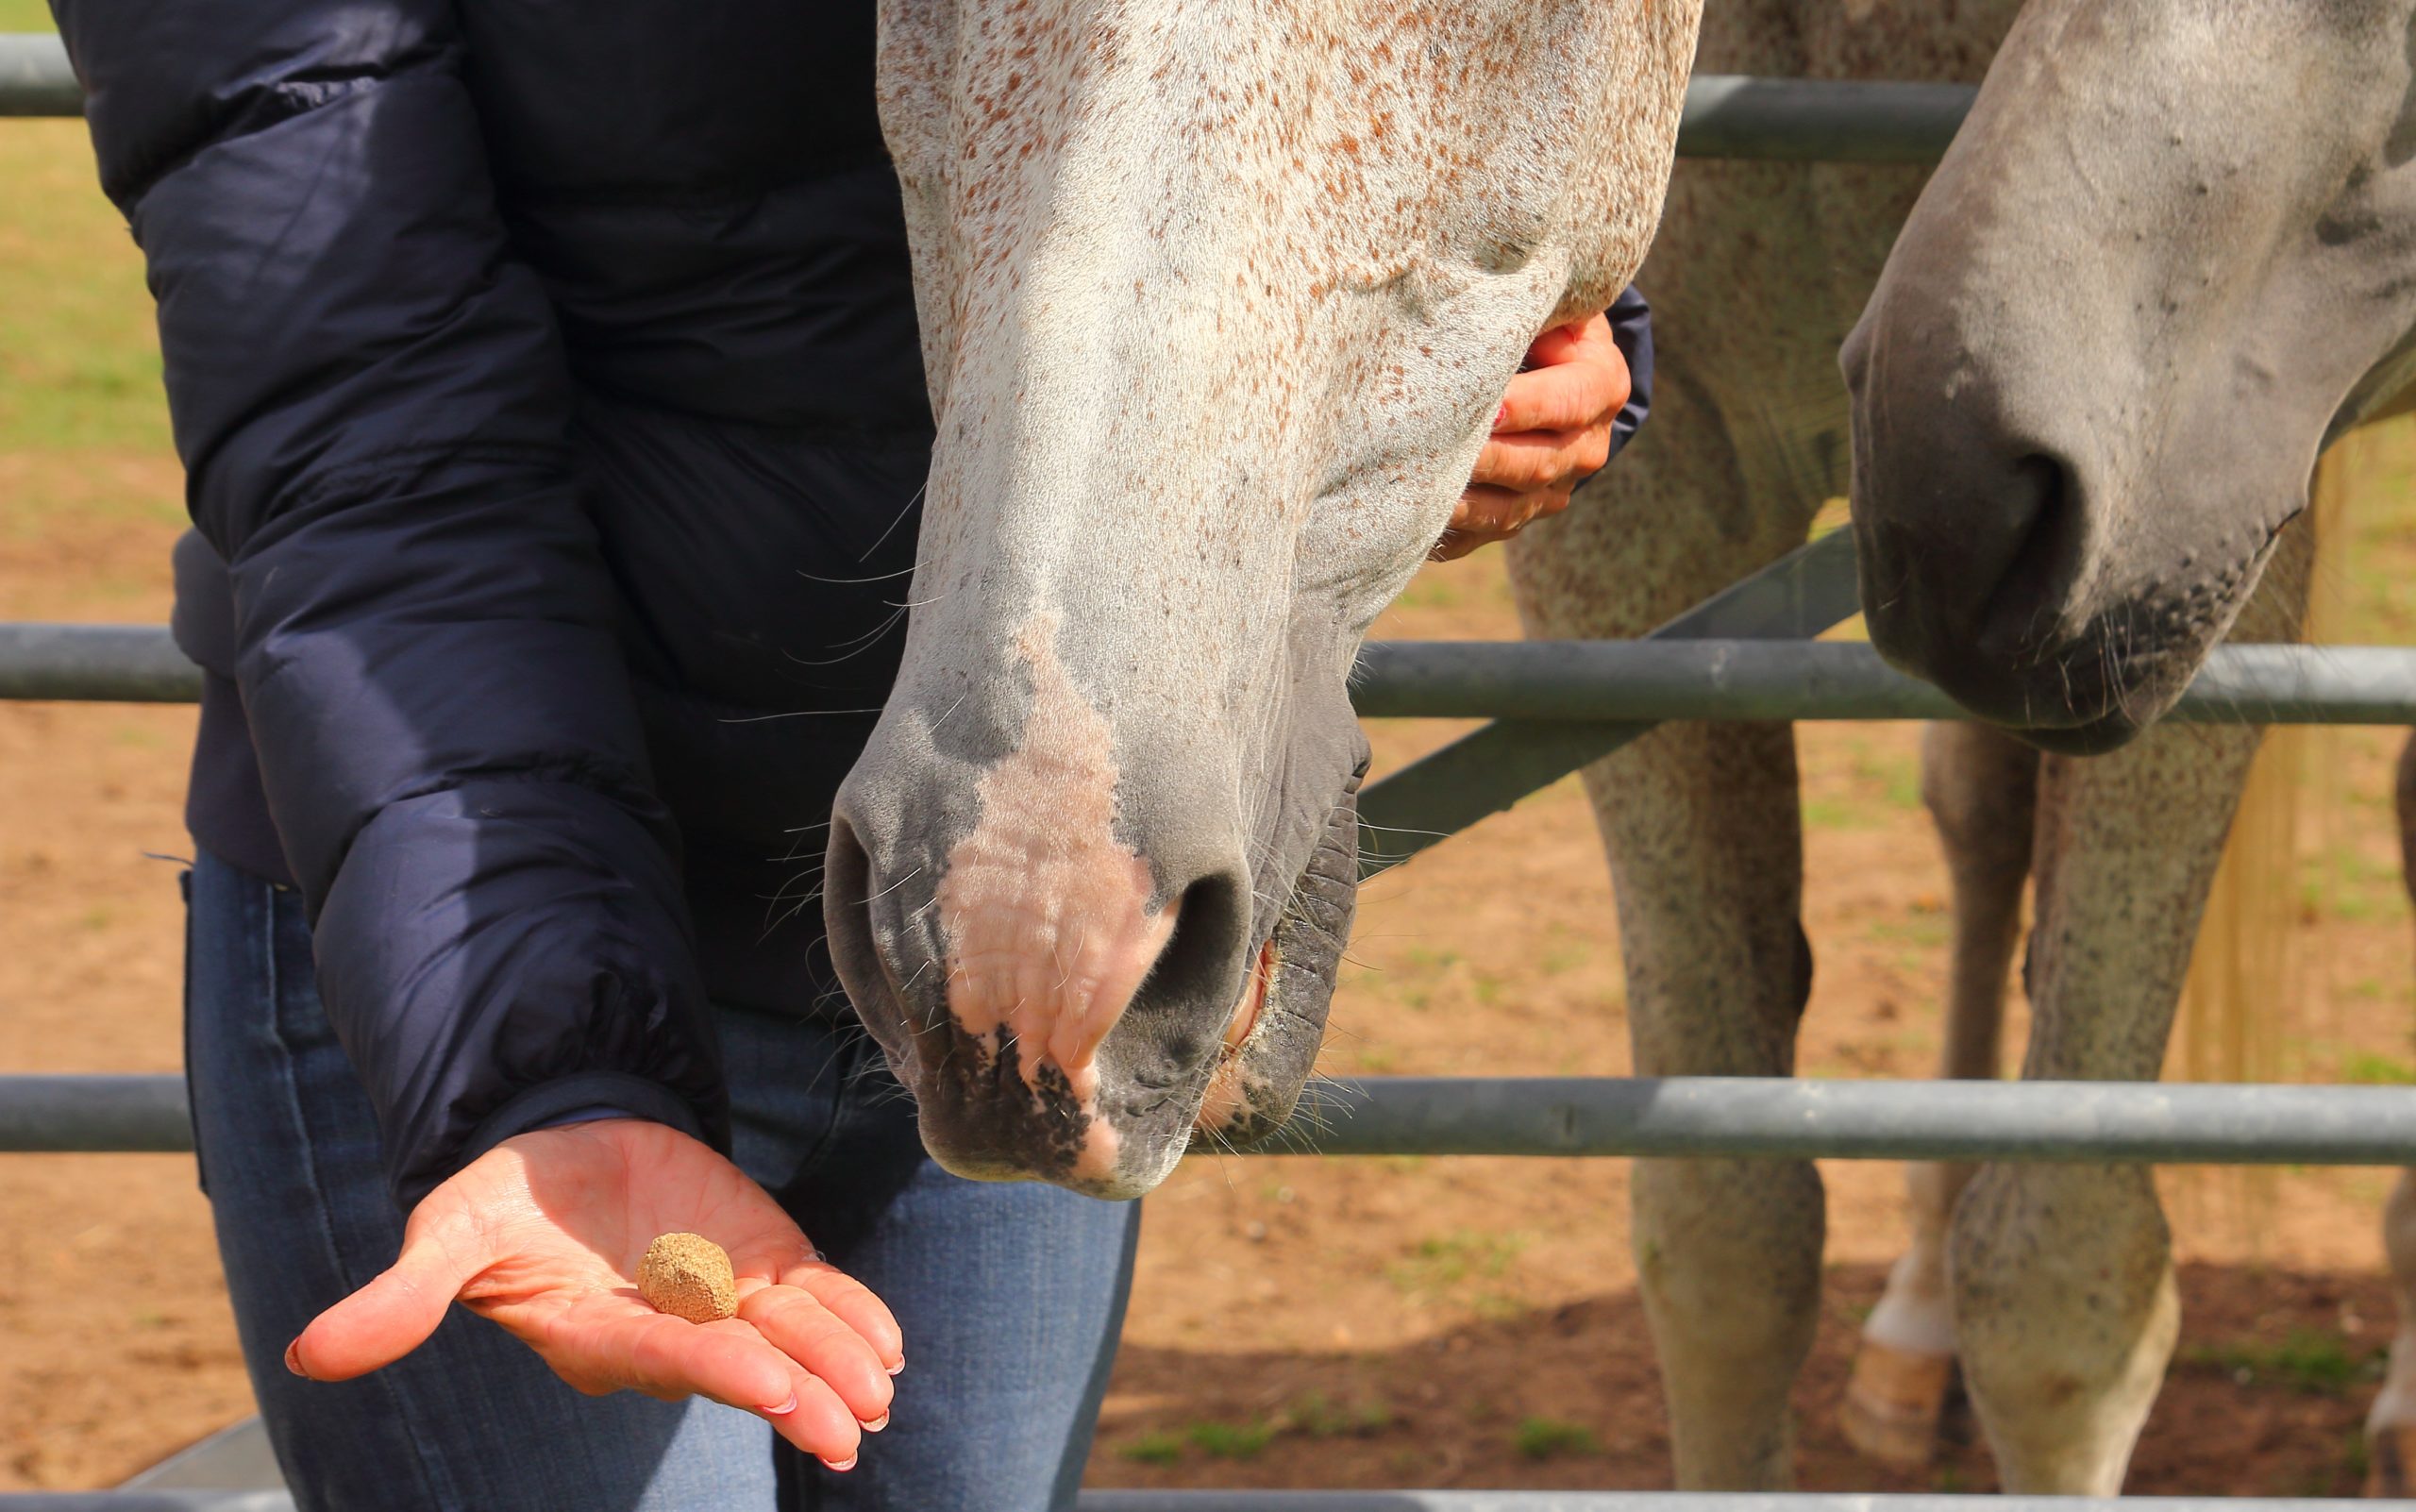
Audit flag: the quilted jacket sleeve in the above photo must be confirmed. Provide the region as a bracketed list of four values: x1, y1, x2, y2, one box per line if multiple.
[52, 0, 730, 1206]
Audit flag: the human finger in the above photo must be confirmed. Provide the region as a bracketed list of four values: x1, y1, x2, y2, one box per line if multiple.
[1495, 321, 1628, 435]
[1427, 528, 1485, 562]
[740, 1284, 897, 1424]
[288, 1231, 485, 1382]
[1433, 484, 1573, 561]
[1470, 426, 1615, 495]
[776, 1258, 905, 1373]
[760, 1362, 866, 1468]
[570, 1307, 800, 1418]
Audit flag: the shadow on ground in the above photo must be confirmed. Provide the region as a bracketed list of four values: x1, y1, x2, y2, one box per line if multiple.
[1087, 1261, 2391, 1497]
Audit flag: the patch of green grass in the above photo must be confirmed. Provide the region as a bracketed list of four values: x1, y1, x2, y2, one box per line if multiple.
[1118, 1431, 1183, 1466]
[2297, 842, 2411, 926]
[2186, 1329, 2379, 1394]
[1802, 797, 1870, 832]
[2346, 1050, 2416, 1086]
[1849, 738, 1923, 810]
[1284, 1389, 1395, 1438]
[1538, 942, 1591, 976]
[1185, 1419, 1275, 1460]
[1512, 1417, 1600, 1461]
[1384, 1229, 1530, 1297]
[1393, 575, 1463, 612]
[0, 123, 175, 458]
[1865, 914, 1950, 949]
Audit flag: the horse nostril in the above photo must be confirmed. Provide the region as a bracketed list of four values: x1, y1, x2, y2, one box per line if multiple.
[1125, 870, 1252, 1070]
[820, 815, 898, 1049]
[1973, 453, 2084, 654]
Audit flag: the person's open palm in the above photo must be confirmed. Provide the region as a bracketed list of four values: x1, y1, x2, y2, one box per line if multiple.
[285, 1117, 902, 1470]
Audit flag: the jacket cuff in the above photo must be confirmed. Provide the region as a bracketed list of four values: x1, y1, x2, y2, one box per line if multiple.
[443, 1075, 707, 1191]
[1603, 282, 1653, 462]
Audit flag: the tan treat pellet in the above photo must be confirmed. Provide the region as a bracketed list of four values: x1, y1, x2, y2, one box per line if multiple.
[638, 1232, 739, 1323]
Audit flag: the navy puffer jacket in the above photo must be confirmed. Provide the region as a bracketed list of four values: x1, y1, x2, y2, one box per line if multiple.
[54, 0, 1652, 1209]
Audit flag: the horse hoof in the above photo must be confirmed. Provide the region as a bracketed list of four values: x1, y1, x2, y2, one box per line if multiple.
[1841, 1338, 1955, 1469]
[2366, 1423, 2416, 1497]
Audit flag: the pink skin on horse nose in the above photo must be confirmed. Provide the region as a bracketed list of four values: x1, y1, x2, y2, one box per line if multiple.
[933, 608, 1177, 1175]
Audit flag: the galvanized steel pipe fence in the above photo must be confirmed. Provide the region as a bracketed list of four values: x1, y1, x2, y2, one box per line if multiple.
[4, 32, 2412, 1510]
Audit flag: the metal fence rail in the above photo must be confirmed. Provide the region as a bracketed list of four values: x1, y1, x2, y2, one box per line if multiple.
[0, 32, 77, 117]
[17, 621, 2416, 727]
[0, 1494, 2377, 1512]
[19, 1071, 2416, 1167]
[0, 35, 1980, 162]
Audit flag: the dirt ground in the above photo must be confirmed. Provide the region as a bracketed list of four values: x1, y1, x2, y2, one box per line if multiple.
[11, 90, 2416, 1501]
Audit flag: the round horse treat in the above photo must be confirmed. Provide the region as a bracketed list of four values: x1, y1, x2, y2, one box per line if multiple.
[637, 1232, 738, 1324]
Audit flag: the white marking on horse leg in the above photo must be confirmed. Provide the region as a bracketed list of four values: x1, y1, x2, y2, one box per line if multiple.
[938, 608, 1177, 1115]
[1843, 1160, 1968, 1468]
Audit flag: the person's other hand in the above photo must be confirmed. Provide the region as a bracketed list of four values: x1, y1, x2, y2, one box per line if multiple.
[285, 1117, 901, 1470]
[1434, 311, 1631, 561]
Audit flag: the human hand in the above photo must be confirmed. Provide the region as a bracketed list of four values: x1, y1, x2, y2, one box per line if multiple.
[284, 1117, 901, 1470]
[1434, 311, 1631, 561]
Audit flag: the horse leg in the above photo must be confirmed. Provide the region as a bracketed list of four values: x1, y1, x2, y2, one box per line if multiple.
[1511, 377, 1824, 1488]
[1947, 528, 2312, 1492]
[1601, 720, 1820, 1490]
[2362, 732, 2416, 1496]
[1843, 720, 2039, 1466]
[1944, 726, 2244, 1491]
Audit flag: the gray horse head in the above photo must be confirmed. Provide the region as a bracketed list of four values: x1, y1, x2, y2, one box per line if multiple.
[825, 0, 1701, 1198]
[1845, 0, 2416, 751]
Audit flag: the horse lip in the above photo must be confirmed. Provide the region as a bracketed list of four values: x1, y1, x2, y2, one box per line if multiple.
[1998, 704, 2149, 756]
[1221, 937, 1279, 1053]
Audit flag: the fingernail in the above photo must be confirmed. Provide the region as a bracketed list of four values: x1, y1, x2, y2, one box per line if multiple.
[809, 1248, 830, 1265]
[1493, 403, 1509, 430]
[887, 1358, 904, 1377]
[821, 1454, 858, 1473]
[283, 1339, 308, 1379]
[862, 1412, 890, 1433]
[763, 1394, 797, 1417]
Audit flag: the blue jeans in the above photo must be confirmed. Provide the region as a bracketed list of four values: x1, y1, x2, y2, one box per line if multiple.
[182, 849, 1140, 1512]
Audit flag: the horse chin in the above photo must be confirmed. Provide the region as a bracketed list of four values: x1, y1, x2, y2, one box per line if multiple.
[1934, 644, 2190, 757]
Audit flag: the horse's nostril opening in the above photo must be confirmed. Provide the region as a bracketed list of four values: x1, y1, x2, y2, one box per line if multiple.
[1979, 453, 2083, 648]
[820, 815, 889, 1031]
[1131, 872, 1251, 1064]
